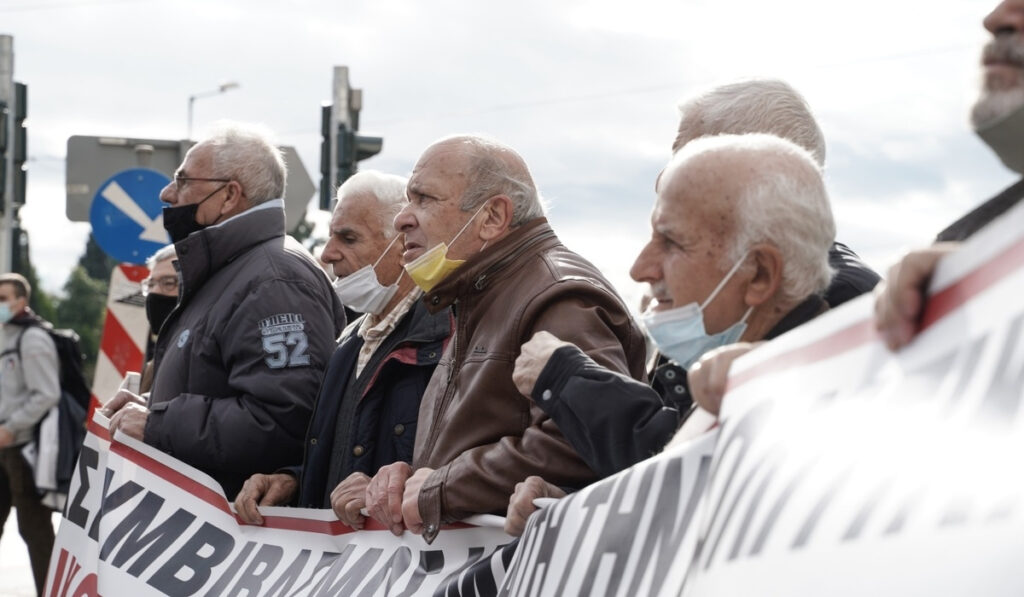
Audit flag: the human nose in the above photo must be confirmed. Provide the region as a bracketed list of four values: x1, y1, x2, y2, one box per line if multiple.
[393, 204, 416, 233]
[321, 237, 341, 264]
[629, 240, 662, 283]
[985, 0, 1024, 35]
[159, 181, 176, 204]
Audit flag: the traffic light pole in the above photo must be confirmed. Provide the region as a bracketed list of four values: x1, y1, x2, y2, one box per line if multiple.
[319, 66, 384, 211]
[0, 35, 14, 273]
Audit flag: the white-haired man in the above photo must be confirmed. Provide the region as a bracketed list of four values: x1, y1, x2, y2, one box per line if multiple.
[234, 170, 452, 527]
[877, 0, 1024, 349]
[362, 135, 646, 542]
[508, 134, 836, 534]
[672, 78, 877, 309]
[102, 122, 345, 498]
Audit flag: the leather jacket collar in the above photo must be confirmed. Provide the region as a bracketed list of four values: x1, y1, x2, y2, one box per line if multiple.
[421, 217, 554, 313]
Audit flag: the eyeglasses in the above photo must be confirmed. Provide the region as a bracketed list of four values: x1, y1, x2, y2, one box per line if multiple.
[141, 275, 180, 296]
[174, 174, 231, 192]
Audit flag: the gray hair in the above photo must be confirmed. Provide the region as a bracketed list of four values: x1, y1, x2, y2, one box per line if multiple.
[146, 244, 177, 270]
[336, 170, 409, 238]
[676, 79, 826, 166]
[440, 135, 546, 226]
[200, 121, 287, 204]
[675, 134, 835, 304]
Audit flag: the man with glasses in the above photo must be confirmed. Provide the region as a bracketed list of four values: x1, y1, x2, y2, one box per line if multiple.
[102, 122, 345, 499]
[139, 244, 178, 394]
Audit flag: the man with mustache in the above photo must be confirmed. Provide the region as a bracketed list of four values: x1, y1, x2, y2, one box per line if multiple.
[877, 0, 1024, 349]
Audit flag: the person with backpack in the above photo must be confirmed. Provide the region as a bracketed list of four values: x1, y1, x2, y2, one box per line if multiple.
[0, 272, 58, 597]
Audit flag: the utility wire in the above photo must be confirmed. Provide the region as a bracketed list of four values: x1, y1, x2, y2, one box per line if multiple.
[0, 0, 153, 12]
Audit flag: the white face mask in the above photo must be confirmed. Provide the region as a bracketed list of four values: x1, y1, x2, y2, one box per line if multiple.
[641, 251, 752, 369]
[332, 235, 403, 315]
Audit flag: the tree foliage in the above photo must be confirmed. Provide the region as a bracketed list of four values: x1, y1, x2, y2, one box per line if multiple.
[55, 266, 108, 383]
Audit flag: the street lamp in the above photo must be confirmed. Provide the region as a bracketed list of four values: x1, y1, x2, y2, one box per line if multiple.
[187, 81, 240, 139]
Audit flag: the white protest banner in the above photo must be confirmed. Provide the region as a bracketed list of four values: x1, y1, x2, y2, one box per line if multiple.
[682, 200, 1024, 595]
[45, 415, 513, 597]
[493, 430, 717, 597]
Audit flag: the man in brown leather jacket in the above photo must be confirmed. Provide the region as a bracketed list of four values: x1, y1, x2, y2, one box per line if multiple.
[352, 134, 647, 542]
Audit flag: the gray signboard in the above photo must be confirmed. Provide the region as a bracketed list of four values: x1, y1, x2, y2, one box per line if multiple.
[66, 135, 315, 233]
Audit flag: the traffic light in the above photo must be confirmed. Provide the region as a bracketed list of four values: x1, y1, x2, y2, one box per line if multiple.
[0, 100, 8, 212]
[11, 82, 26, 207]
[318, 67, 383, 211]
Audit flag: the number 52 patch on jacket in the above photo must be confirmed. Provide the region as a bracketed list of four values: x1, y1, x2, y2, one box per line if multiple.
[259, 313, 311, 369]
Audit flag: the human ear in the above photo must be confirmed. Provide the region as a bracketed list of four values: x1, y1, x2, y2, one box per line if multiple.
[743, 244, 783, 307]
[479, 195, 515, 241]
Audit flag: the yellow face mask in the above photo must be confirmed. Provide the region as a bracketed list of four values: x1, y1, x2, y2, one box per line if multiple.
[405, 201, 489, 292]
[404, 242, 465, 292]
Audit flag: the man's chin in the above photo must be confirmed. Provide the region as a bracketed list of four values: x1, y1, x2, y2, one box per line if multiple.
[971, 86, 1024, 132]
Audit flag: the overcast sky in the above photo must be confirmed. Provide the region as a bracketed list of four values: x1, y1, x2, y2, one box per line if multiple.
[1, 0, 1015, 308]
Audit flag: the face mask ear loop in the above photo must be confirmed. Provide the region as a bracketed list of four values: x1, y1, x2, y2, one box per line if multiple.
[371, 234, 403, 269]
[700, 250, 750, 311]
[449, 200, 491, 247]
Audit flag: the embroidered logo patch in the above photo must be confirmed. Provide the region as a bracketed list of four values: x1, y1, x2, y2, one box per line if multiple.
[259, 313, 310, 369]
[176, 329, 190, 348]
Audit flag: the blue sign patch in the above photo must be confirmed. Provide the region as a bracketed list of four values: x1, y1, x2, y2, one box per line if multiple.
[89, 168, 171, 264]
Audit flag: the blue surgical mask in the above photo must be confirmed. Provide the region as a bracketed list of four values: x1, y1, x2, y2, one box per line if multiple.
[0, 303, 12, 324]
[642, 252, 753, 369]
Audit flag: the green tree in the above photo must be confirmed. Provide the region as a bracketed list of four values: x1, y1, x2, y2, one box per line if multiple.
[55, 266, 108, 383]
[78, 233, 118, 282]
[10, 227, 57, 321]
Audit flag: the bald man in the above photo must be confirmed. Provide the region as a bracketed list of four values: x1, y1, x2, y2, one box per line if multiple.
[361, 135, 646, 542]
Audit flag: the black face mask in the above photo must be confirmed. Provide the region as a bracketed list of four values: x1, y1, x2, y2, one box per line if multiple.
[162, 183, 228, 243]
[145, 293, 179, 336]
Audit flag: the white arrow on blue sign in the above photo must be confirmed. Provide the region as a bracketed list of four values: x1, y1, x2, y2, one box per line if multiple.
[89, 168, 172, 264]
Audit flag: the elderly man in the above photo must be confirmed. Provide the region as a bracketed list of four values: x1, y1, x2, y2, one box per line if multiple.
[233, 171, 451, 527]
[358, 135, 646, 542]
[625, 80, 879, 417]
[671, 79, 877, 310]
[506, 134, 835, 534]
[102, 122, 344, 498]
[877, 0, 1024, 348]
[140, 244, 178, 394]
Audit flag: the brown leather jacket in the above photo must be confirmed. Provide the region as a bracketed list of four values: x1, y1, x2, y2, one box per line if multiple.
[413, 218, 647, 541]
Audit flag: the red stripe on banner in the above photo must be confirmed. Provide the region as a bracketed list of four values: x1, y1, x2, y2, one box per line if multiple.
[87, 417, 480, 536]
[728, 320, 877, 391]
[119, 264, 150, 283]
[99, 312, 143, 377]
[729, 233, 1024, 392]
[920, 234, 1024, 331]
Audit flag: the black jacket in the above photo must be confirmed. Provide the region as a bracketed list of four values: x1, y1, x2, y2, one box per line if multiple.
[936, 178, 1024, 242]
[147, 201, 345, 499]
[295, 300, 451, 508]
[533, 294, 828, 479]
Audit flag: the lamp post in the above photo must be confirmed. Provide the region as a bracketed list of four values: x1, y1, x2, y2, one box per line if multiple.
[187, 81, 240, 139]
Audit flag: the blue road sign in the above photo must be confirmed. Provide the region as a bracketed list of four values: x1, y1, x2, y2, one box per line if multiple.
[89, 168, 172, 264]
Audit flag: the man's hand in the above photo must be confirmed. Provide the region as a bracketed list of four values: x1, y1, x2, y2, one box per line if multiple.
[108, 402, 150, 441]
[330, 472, 371, 530]
[402, 467, 434, 535]
[234, 473, 298, 525]
[365, 462, 412, 536]
[0, 425, 14, 449]
[874, 244, 959, 351]
[513, 331, 572, 397]
[100, 389, 147, 417]
[687, 343, 759, 416]
[505, 476, 566, 537]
